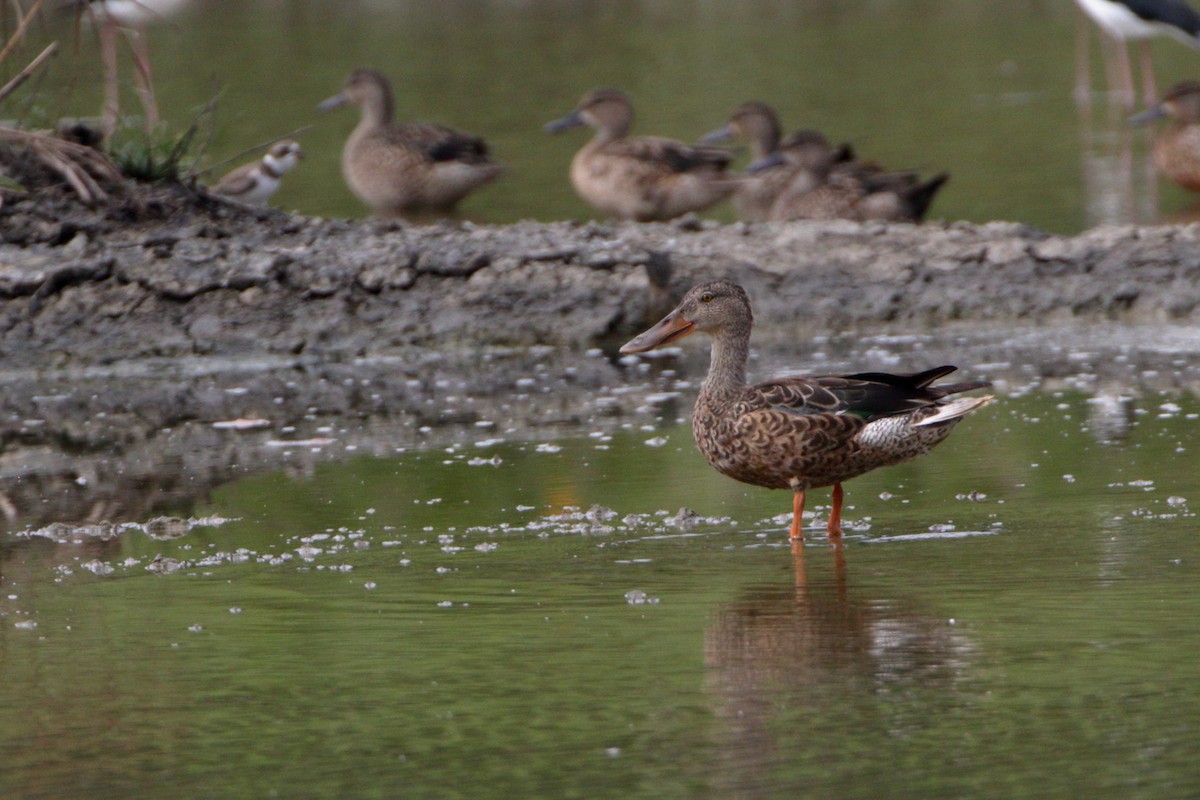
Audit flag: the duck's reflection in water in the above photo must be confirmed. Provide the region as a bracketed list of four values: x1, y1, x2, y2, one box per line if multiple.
[703, 546, 976, 795]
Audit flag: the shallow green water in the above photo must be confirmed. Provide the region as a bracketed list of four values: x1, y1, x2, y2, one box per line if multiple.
[20, 0, 1200, 231]
[3, 382, 1200, 798]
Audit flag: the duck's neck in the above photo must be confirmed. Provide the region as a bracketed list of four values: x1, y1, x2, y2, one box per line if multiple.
[750, 128, 780, 162]
[591, 123, 629, 145]
[359, 86, 394, 130]
[701, 327, 750, 400]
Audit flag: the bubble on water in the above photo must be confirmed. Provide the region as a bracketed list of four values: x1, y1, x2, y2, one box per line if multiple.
[624, 589, 660, 605]
[879, 492, 895, 501]
[586, 505, 617, 524]
[643, 437, 669, 447]
[229, 607, 243, 615]
[928, 523, 957, 533]
[146, 555, 187, 575]
[81, 560, 114, 576]
[1167, 496, 1188, 508]
[437, 601, 453, 608]
[1062, 474, 1076, 483]
[535, 443, 562, 454]
[668, 508, 702, 530]
[143, 517, 190, 540]
[399, 559, 412, 566]
[474, 542, 499, 552]
[605, 747, 622, 758]
[364, 582, 377, 590]
[14, 620, 38, 630]
[187, 624, 204, 633]
[296, 546, 322, 561]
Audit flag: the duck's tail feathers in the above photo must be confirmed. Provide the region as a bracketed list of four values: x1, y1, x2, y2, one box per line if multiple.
[932, 379, 992, 396]
[904, 172, 950, 220]
[914, 395, 993, 427]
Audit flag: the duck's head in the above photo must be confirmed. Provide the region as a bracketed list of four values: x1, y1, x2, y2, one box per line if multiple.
[318, 68, 393, 116]
[620, 280, 752, 354]
[545, 88, 634, 138]
[746, 129, 843, 174]
[699, 102, 781, 155]
[1131, 80, 1200, 125]
[264, 140, 303, 173]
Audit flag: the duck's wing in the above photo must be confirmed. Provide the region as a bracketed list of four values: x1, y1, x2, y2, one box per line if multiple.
[755, 366, 988, 420]
[391, 122, 494, 164]
[212, 162, 257, 196]
[614, 136, 734, 174]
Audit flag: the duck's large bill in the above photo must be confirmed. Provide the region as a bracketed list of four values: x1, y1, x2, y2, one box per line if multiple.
[316, 93, 348, 112]
[620, 313, 696, 354]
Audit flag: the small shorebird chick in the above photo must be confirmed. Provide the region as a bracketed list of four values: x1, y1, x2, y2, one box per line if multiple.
[212, 140, 304, 206]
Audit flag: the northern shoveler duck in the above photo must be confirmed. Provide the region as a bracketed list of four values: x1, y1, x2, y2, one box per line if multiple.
[1131, 79, 1200, 190]
[318, 68, 503, 216]
[698, 103, 854, 222]
[749, 133, 948, 223]
[212, 140, 303, 206]
[1074, 0, 1200, 106]
[620, 280, 992, 542]
[544, 88, 737, 221]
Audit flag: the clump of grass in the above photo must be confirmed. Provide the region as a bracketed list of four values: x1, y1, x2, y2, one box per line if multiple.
[106, 116, 202, 182]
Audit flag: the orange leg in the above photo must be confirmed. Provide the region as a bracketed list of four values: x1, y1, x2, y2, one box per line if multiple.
[789, 489, 805, 542]
[100, 20, 120, 140]
[1138, 41, 1157, 105]
[1113, 37, 1136, 109]
[1074, 11, 1091, 106]
[125, 27, 160, 130]
[826, 483, 844, 541]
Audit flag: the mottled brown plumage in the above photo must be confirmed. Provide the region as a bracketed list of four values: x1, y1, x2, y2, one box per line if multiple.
[318, 68, 503, 216]
[1131, 80, 1200, 191]
[754, 134, 948, 223]
[545, 88, 737, 221]
[699, 102, 795, 222]
[620, 280, 992, 541]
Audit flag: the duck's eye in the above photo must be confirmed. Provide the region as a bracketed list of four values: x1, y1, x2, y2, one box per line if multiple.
[700, 293, 714, 303]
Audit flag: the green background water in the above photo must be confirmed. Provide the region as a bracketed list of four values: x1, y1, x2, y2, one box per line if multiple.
[3, 384, 1200, 798]
[15, 0, 1200, 230]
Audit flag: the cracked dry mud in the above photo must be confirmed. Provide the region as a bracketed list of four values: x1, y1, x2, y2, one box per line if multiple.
[4, 181, 1200, 369]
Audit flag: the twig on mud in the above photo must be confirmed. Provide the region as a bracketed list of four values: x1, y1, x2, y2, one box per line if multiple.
[189, 124, 315, 179]
[0, 125, 125, 202]
[0, 40, 56, 104]
[0, 0, 47, 65]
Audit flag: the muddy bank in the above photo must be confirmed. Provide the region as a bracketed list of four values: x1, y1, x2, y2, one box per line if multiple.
[4, 183, 1200, 536]
[4, 183, 1200, 368]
